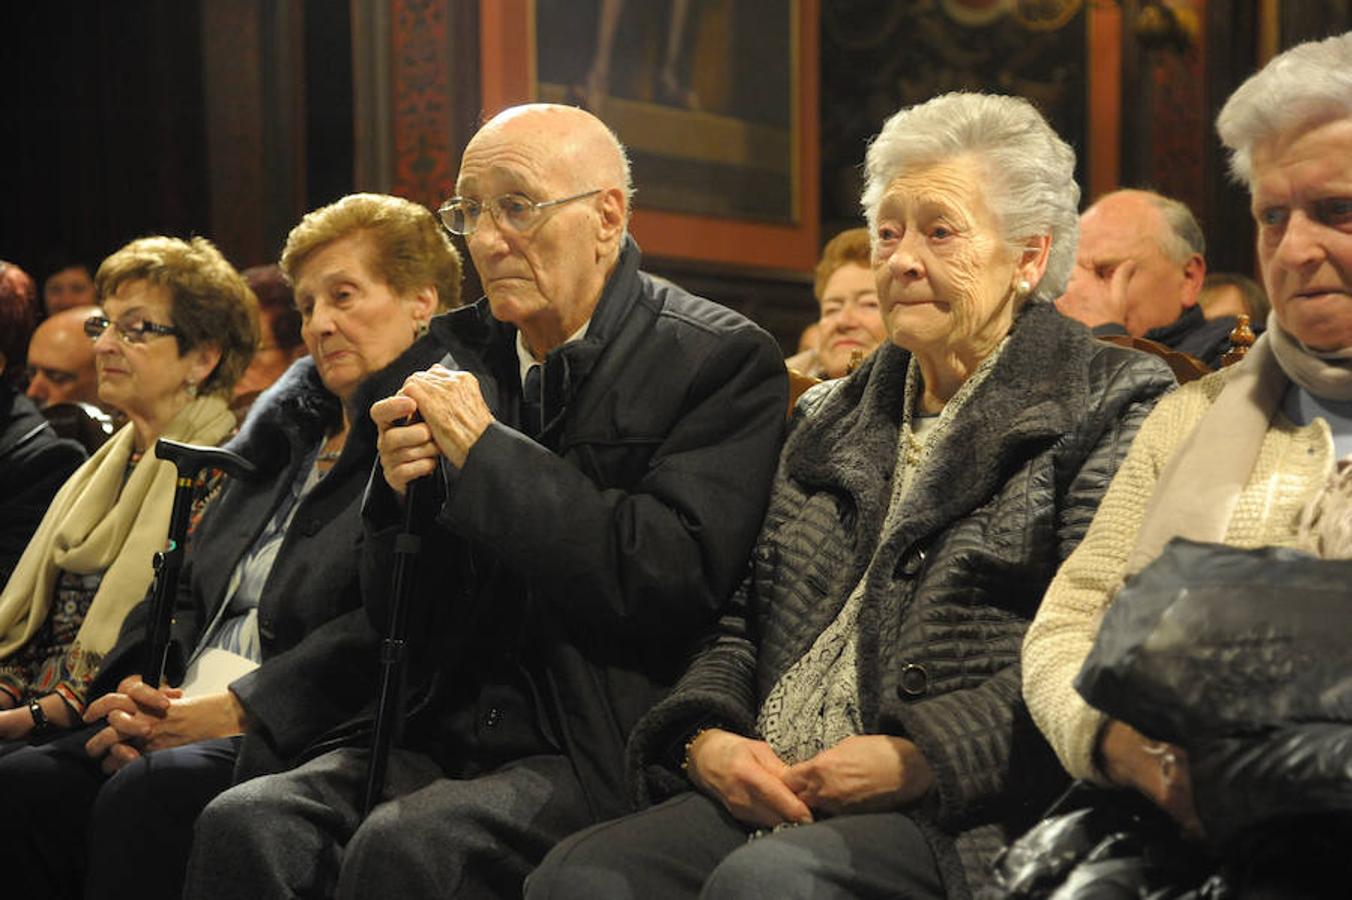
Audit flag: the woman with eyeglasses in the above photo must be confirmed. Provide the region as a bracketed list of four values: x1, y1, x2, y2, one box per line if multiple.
[0, 236, 256, 750]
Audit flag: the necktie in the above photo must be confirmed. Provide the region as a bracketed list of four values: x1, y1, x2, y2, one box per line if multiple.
[522, 364, 543, 437]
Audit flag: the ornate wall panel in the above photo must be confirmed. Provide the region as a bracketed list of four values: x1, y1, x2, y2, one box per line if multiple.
[389, 0, 457, 209]
[819, 0, 1091, 237]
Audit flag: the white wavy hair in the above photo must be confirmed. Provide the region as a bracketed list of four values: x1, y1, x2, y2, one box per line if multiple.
[861, 92, 1080, 298]
[1217, 32, 1352, 190]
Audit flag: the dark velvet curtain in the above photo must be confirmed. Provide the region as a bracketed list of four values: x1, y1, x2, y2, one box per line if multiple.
[3, 2, 210, 284]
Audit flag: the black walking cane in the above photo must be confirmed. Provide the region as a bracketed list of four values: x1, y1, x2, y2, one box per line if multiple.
[362, 464, 425, 815]
[142, 438, 257, 688]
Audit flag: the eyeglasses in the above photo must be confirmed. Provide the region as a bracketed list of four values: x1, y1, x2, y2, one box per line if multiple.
[84, 314, 181, 345]
[437, 189, 602, 236]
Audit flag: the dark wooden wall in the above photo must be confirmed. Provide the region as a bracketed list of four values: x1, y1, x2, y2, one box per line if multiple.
[5, 1, 1350, 348]
[4, 2, 212, 281]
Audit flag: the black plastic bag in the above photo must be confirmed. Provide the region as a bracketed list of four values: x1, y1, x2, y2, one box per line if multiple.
[990, 782, 1217, 899]
[1075, 539, 1352, 748]
[993, 540, 1352, 898]
[1075, 538, 1352, 843]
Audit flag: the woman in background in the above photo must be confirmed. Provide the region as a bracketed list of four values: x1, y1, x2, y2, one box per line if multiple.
[0, 236, 256, 745]
[786, 227, 888, 379]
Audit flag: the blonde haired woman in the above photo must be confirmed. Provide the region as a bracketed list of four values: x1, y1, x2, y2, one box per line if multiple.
[0, 235, 256, 743]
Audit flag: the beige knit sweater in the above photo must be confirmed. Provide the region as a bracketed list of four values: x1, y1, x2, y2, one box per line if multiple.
[1022, 364, 1336, 782]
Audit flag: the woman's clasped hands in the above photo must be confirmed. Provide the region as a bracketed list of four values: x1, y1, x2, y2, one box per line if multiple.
[684, 729, 935, 829]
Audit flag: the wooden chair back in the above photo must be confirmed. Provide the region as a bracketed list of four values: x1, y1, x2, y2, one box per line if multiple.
[41, 402, 117, 454]
[1221, 314, 1256, 368]
[1097, 334, 1211, 383]
[786, 368, 822, 417]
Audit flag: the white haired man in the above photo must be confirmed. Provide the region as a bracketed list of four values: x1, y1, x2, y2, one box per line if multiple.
[1023, 30, 1352, 895]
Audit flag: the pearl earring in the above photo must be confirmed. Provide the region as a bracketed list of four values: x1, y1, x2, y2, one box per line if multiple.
[1016, 279, 1031, 297]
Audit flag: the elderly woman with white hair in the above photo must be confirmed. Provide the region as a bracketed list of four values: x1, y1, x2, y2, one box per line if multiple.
[526, 93, 1175, 900]
[1021, 31, 1352, 879]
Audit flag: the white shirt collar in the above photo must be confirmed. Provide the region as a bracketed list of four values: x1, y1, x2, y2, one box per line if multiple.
[516, 319, 591, 386]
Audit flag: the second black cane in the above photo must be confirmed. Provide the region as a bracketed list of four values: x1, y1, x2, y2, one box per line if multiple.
[143, 438, 257, 689]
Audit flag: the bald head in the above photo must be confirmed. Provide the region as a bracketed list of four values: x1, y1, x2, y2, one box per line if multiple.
[476, 104, 633, 212]
[1074, 189, 1207, 336]
[455, 104, 633, 356]
[26, 305, 100, 408]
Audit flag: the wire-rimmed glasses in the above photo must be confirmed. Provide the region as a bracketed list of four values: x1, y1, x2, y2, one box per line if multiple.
[437, 189, 602, 236]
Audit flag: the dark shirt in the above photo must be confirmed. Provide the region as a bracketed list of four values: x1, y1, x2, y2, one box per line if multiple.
[1093, 305, 1237, 369]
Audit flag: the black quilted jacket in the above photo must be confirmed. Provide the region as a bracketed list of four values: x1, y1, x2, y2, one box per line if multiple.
[627, 302, 1177, 898]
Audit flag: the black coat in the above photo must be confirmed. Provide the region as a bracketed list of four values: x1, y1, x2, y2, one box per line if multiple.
[1095, 305, 1238, 370]
[0, 389, 86, 585]
[628, 303, 1178, 898]
[93, 336, 449, 778]
[360, 239, 788, 822]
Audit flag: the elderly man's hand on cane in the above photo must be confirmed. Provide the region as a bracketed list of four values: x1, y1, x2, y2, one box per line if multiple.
[373, 365, 496, 493]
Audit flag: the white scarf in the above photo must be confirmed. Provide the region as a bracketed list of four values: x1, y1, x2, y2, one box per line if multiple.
[0, 396, 235, 682]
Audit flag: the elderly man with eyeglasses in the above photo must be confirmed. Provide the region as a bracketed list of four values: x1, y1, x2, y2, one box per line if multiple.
[185, 103, 787, 899]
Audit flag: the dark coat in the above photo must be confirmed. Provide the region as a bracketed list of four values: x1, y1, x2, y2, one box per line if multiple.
[0, 389, 86, 585]
[1147, 305, 1237, 370]
[1095, 305, 1237, 370]
[93, 335, 449, 778]
[628, 302, 1178, 898]
[360, 239, 788, 822]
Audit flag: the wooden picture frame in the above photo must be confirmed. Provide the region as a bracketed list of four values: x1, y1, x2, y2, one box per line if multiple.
[481, 0, 820, 273]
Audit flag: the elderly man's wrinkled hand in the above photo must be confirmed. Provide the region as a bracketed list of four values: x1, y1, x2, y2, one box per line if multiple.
[372, 393, 440, 495]
[398, 365, 494, 470]
[1099, 719, 1203, 838]
[1056, 260, 1136, 330]
[782, 734, 934, 815]
[685, 728, 814, 829]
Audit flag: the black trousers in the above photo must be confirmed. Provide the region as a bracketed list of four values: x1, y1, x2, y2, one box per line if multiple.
[0, 726, 239, 900]
[185, 746, 594, 900]
[526, 791, 945, 900]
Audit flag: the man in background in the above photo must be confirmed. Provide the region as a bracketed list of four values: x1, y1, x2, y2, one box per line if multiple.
[25, 305, 102, 409]
[1056, 188, 1236, 368]
[41, 256, 97, 316]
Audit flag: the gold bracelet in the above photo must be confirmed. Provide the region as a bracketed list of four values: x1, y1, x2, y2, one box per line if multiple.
[681, 726, 717, 776]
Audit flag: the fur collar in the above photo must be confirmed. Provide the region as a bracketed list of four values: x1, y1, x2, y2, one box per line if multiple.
[228, 330, 451, 475]
[227, 358, 338, 472]
[784, 302, 1100, 552]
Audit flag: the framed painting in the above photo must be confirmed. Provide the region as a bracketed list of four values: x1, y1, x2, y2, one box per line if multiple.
[481, 0, 820, 273]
